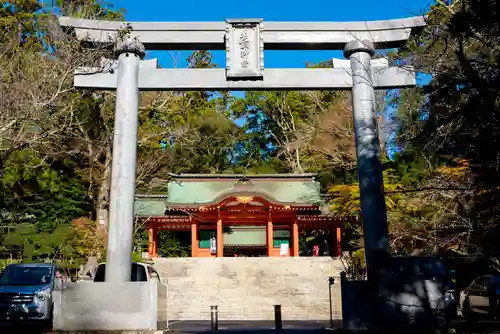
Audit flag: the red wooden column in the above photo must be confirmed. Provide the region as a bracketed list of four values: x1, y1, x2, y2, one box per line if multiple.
[336, 226, 342, 257]
[216, 208, 223, 257]
[148, 227, 154, 258]
[191, 220, 199, 258]
[266, 213, 273, 257]
[291, 220, 299, 257]
[330, 222, 342, 257]
[152, 227, 158, 258]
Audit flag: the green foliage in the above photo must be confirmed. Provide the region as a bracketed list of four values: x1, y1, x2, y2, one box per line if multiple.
[2, 223, 74, 261]
[157, 232, 190, 258]
[1, 149, 91, 226]
[55, 0, 124, 20]
[136, 230, 190, 258]
[0, 258, 21, 272]
[131, 251, 143, 263]
[0, 149, 92, 264]
[0, 0, 119, 267]
[230, 87, 351, 177]
[0, 0, 42, 41]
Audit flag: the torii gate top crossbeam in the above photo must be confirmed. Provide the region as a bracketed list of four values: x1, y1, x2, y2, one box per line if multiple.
[58, 16, 425, 50]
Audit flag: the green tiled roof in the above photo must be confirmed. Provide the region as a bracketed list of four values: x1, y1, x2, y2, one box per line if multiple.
[135, 173, 323, 217]
[135, 196, 167, 217]
[167, 180, 320, 206]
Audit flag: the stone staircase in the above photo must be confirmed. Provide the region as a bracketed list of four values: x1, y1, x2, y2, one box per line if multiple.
[154, 257, 343, 321]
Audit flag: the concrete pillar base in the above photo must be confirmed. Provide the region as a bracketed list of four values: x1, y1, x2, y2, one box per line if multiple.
[53, 282, 161, 332]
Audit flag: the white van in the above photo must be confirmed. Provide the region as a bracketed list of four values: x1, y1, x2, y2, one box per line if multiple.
[93, 263, 160, 283]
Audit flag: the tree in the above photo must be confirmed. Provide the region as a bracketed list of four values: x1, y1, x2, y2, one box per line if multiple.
[231, 89, 356, 180]
[0, 0, 122, 264]
[385, 0, 500, 276]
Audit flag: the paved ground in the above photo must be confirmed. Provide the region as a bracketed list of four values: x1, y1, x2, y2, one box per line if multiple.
[2, 319, 500, 333]
[0, 320, 335, 333]
[161, 320, 337, 333]
[162, 319, 500, 334]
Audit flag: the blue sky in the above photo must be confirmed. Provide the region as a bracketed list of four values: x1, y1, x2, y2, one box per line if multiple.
[110, 0, 434, 70]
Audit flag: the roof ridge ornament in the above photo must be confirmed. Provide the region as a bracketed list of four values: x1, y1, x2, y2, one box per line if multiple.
[237, 176, 251, 184]
[234, 176, 254, 192]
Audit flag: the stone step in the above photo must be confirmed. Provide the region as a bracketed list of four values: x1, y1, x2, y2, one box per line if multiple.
[153, 257, 342, 321]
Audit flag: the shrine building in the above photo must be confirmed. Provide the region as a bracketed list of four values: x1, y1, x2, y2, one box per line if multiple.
[135, 174, 345, 258]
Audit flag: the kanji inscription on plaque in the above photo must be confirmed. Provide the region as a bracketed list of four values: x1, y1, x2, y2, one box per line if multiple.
[225, 19, 264, 79]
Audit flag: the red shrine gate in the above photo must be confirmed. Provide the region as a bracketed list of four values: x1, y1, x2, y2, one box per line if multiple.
[136, 174, 347, 258]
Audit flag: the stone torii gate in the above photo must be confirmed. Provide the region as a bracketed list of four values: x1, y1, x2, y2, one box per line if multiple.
[59, 16, 425, 283]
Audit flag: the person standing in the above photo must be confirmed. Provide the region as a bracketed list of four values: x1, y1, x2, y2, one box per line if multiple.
[313, 244, 319, 257]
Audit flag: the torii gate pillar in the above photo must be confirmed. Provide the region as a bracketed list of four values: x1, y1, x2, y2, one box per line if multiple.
[345, 40, 390, 282]
[105, 37, 145, 283]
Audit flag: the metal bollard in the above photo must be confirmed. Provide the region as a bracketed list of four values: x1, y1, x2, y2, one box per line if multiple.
[274, 305, 282, 331]
[328, 276, 335, 328]
[210, 305, 218, 332]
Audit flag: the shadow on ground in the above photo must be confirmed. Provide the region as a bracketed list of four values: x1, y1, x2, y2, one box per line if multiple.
[451, 320, 500, 334]
[4, 319, 500, 333]
[329, 320, 500, 334]
[0, 323, 49, 334]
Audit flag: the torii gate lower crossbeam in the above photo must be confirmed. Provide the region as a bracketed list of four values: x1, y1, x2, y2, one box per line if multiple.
[73, 67, 415, 91]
